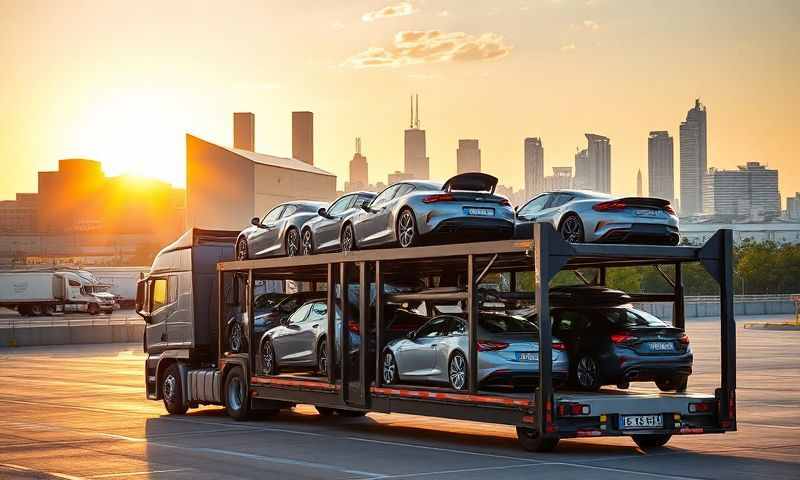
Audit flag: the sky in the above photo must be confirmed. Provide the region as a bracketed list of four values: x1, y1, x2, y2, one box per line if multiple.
[1, 0, 798, 205]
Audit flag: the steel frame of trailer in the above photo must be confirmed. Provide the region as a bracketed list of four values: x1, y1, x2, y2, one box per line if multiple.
[215, 223, 736, 442]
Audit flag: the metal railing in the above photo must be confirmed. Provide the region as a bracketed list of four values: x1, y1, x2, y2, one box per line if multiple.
[0, 314, 143, 329]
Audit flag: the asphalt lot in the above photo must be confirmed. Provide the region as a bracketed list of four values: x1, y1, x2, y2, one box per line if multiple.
[0, 318, 798, 480]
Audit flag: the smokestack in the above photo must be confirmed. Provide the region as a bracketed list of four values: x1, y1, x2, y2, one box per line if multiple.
[233, 112, 255, 151]
[292, 111, 314, 165]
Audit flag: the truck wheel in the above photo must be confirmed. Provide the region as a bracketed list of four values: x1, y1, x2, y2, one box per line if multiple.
[632, 433, 672, 449]
[44, 304, 56, 316]
[30, 304, 44, 316]
[316, 406, 336, 416]
[225, 366, 251, 421]
[162, 363, 188, 415]
[516, 427, 559, 452]
[18, 305, 31, 317]
[88, 303, 100, 315]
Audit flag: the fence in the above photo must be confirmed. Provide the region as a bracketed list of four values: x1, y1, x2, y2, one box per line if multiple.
[637, 294, 799, 321]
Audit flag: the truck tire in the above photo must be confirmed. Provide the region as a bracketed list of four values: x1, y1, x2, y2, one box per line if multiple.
[632, 433, 672, 449]
[18, 305, 31, 317]
[516, 427, 559, 452]
[88, 303, 100, 315]
[162, 363, 188, 415]
[44, 304, 56, 316]
[225, 366, 251, 421]
[30, 304, 44, 316]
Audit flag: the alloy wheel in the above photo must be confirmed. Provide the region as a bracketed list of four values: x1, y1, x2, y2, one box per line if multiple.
[236, 239, 248, 260]
[163, 373, 177, 403]
[286, 229, 300, 256]
[342, 225, 354, 252]
[227, 375, 243, 411]
[318, 342, 328, 376]
[560, 216, 584, 243]
[229, 322, 242, 352]
[302, 230, 314, 255]
[576, 356, 599, 389]
[398, 211, 416, 248]
[383, 352, 397, 384]
[449, 353, 467, 391]
[262, 341, 275, 375]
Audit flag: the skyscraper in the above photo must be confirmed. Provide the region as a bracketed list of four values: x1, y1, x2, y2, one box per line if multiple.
[637, 169, 643, 197]
[573, 148, 589, 189]
[404, 95, 429, 179]
[585, 133, 611, 193]
[347, 137, 368, 192]
[648, 130, 674, 202]
[524, 137, 544, 198]
[456, 139, 481, 174]
[679, 99, 707, 215]
[292, 111, 314, 165]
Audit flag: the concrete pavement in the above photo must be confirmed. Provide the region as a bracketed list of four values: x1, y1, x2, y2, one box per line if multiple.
[0, 319, 798, 479]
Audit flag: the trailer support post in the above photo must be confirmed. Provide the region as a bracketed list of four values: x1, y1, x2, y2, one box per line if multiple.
[467, 255, 478, 394]
[217, 269, 223, 360]
[326, 263, 336, 385]
[340, 262, 351, 403]
[358, 261, 369, 407]
[247, 269, 254, 372]
[374, 261, 384, 388]
[534, 224, 555, 438]
[674, 263, 685, 330]
[719, 229, 736, 427]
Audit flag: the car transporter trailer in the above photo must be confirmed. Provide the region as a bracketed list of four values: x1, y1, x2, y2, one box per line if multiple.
[183, 223, 736, 452]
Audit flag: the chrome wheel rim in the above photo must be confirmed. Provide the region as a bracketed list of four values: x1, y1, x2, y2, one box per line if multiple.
[449, 354, 467, 390]
[398, 211, 415, 247]
[383, 353, 396, 384]
[262, 342, 274, 374]
[342, 226, 354, 252]
[302, 230, 313, 255]
[163, 374, 177, 403]
[230, 323, 242, 352]
[286, 230, 300, 256]
[577, 357, 598, 388]
[227, 376, 243, 411]
[318, 343, 327, 376]
[237, 239, 248, 260]
[561, 217, 583, 243]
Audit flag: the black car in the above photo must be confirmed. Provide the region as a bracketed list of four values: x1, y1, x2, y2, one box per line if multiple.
[550, 286, 692, 392]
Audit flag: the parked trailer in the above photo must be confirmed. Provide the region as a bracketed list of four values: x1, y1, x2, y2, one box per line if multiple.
[0, 269, 118, 316]
[137, 224, 736, 452]
[87, 266, 150, 309]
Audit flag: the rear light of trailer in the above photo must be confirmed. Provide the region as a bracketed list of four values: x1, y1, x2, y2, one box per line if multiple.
[558, 402, 591, 416]
[610, 331, 637, 344]
[689, 402, 714, 413]
[477, 340, 509, 351]
[552, 341, 566, 351]
[422, 193, 455, 203]
[678, 333, 690, 345]
[347, 321, 360, 334]
[664, 204, 676, 215]
[592, 200, 627, 212]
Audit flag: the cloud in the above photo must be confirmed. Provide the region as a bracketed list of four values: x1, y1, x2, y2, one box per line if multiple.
[560, 43, 576, 52]
[583, 20, 600, 31]
[342, 30, 512, 68]
[362, 2, 417, 22]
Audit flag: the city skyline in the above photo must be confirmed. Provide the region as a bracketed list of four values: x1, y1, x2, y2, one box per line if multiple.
[1, 1, 798, 204]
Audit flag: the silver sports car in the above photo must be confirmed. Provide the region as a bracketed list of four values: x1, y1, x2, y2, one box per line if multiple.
[340, 173, 514, 251]
[382, 312, 570, 391]
[236, 201, 326, 260]
[300, 191, 376, 255]
[514, 190, 679, 245]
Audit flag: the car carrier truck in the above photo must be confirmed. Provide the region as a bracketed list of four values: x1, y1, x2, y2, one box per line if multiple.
[137, 224, 736, 452]
[0, 268, 118, 316]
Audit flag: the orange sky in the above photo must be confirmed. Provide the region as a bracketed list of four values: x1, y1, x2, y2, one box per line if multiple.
[1, 0, 798, 205]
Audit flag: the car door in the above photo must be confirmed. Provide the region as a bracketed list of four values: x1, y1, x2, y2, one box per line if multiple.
[272, 302, 311, 363]
[538, 193, 575, 224]
[396, 317, 448, 379]
[433, 316, 466, 380]
[251, 205, 284, 256]
[357, 185, 402, 246]
[515, 194, 551, 239]
[292, 301, 328, 365]
[317, 195, 353, 251]
[144, 277, 171, 352]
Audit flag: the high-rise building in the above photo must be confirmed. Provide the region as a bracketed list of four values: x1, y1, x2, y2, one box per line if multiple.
[787, 193, 800, 220]
[404, 95, 429, 179]
[524, 137, 544, 198]
[388, 171, 414, 185]
[573, 148, 589, 189]
[585, 133, 611, 193]
[703, 162, 779, 220]
[292, 111, 314, 165]
[544, 167, 574, 191]
[346, 137, 369, 192]
[637, 169, 643, 197]
[233, 112, 255, 151]
[648, 130, 674, 202]
[679, 99, 707, 216]
[456, 139, 481, 174]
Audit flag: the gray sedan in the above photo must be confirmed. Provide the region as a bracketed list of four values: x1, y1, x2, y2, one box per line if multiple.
[382, 312, 570, 391]
[514, 190, 679, 245]
[300, 192, 375, 255]
[236, 201, 326, 260]
[341, 173, 514, 251]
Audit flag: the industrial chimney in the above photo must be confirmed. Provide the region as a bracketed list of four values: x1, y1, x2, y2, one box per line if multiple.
[292, 111, 314, 165]
[233, 112, 255, 151]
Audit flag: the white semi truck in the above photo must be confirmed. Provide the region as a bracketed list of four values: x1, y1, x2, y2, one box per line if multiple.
[0, 269, 118, 316]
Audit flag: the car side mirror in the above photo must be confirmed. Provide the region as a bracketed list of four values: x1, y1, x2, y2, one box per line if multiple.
[361, 204, 374, 213]
[406, 330, 416, 340]
[251, 217, 262, 227]
[318, 207, 329, 218]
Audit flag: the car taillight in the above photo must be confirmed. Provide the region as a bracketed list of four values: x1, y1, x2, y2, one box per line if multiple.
[552, 342, 566, 351]
[422, 193, 455, 203]
[499, 198, 511, 206]
[592, 200, 627, 211]
[610, 332, 637, 344]
[477, 340, 508, 351]
[347, 322, 360, 334]
[558, 403, 591, 416]
[689, 402, 713, 413]
[678, 333, 690, 345]
[664, 204, 676, 215]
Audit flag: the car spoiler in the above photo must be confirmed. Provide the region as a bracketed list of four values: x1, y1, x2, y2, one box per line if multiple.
[442, 172, 498, 194]
[615, 197, 671, 208]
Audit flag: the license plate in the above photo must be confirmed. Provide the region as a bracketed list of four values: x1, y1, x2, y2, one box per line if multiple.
[648, 341, 675, 352]
[516, 352, 537, 362]
[635, 209, 659, 217]
[465, 207, 494, 216]
[620, 414, 663, 429]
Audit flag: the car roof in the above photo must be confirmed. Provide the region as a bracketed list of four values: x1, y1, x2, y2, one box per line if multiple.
[550, 285, 632, 307]
[405, 180, 442, 190]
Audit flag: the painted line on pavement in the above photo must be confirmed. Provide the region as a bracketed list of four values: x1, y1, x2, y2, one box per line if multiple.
[88, 468, 189, 478]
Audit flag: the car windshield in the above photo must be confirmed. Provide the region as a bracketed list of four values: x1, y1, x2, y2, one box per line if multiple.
[479, 313, 538, 334]
[606, 307, 669, 328]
